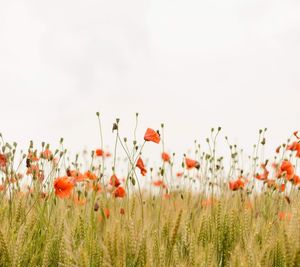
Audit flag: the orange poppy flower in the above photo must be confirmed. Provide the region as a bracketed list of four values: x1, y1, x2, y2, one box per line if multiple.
[255, 163, 269, 181]
[153, 180, 167, 188]
[104, 208, 110, 218]
[113, 186, 126, 198]
[201, 198, 216, 208]
[265, 179, 277, 189]
[162, 152, 170, 162]
[27, 152, 39, 162]
[293, 175, 300, 185]
[279, 160, 295, 180]
[144, 128, 160, 144]
[163, 193, 171, 199]
[84, 170, 97, 180]
[40, 149, 52, 160]
[278, 211, 292, 221]
[105, 151, 112, 157]
[54, 176, 74, 199]
[185, 158, 200, 170]
[176, 172, 184, 177]
[229, 178, 245, 191]
[68, 170, 85, 182]
[136, 157, 147, 176]
[95, 149, 104, 157]
[279, 183, 286, 192]
[0, 184, 5, 191]
[0, 154, 7, 167]
[109, 174, 121, 187]
[287, 141, 300, 158]
[74, 195, 86, 206]
[92, 183, 102, 192]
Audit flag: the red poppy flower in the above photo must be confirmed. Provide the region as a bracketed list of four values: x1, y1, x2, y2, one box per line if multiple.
[73, 195, 86, 206]
[105, 151, 112, 157]
[176, 172, 184, 177]
[104, 208, 110, 218]
[27, 152, 39, 162]
[229, 178, 245, 191]
[185, 158, 200, 170]
[136, 157, 147, 176]
[162, 152, 170, 162]
[153, 180, 167, 188]
[93, 183, 102, 192]
[113, 186, 126, 198]
[278, 211, 292, 221]
[293, 175, 300, 185]
[40, 149, 52, 160]
[54, 176, 74, 199]
[287, 142, 300, 158]
[109, 174, 121, 187]
[266, 179, 276, 189]
[0, 154, 7, 167]
[163, 193, 171, 199]
[279, 183, 286, 192]
[279, 160, 295, 180]
[95, 149, 104, 157]
[69, 170, 85, 182]
[84, 170, 97, 180]
[144, 128, 160, 144]
[255, 163, 269, 181]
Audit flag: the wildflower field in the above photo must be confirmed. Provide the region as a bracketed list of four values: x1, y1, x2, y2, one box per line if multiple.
[1, 114, 300, 267]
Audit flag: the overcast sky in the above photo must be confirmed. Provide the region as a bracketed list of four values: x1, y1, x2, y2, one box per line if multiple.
[0, 0, 299, 160]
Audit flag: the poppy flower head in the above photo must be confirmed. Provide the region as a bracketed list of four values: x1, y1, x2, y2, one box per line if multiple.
[255, 163, 269, 181]
[109, 174, 121, 187]
[280, 160, 295, 180]
[279, 183, 286, 192]
[144, 128, 161, 144]
[95, 149, 104, 157]
[113, 186, 126, 198]
[104, 208, 110, 218]
[54, 176, 74, 199]
[120, 208, 125, 215]
[69, 170, 85, 182]
[185, 158, 200, 170]
[27, 152, 39, 162]
[40, 149, 52, 160]
[136, 157, 147, 176]
[278, 211, 292, 221]
[162, 152, 171, 162]
[84, 170, 97, 181]
[293, 175, 300, 185]
[266, 179, 276, 189]
[0, 154, 7, 168]
[229, 178, 245, 191]
[287, 142, 300, 158]
[176, 172, 184, 178]
[153, 180, 167, 188]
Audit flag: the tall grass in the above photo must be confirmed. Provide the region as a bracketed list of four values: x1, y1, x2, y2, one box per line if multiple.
[0, 117, 299, 266]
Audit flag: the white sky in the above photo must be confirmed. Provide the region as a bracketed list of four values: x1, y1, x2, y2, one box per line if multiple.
[0, 0, 300, 160]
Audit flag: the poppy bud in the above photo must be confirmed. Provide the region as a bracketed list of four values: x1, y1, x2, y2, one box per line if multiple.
[112, 123, 118, 132]
[94, 202, 99, 211]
